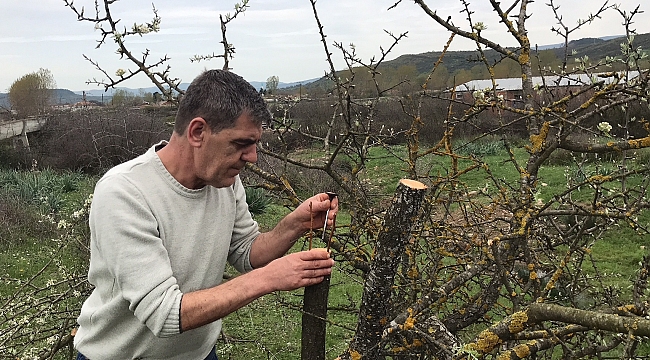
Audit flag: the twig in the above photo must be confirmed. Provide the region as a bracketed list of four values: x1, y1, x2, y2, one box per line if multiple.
[309, 202, 314, 250]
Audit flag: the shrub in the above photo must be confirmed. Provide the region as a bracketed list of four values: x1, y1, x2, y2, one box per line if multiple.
[0, 140, 30, 170]
[31, 107, 172, 173]
[0, 194, 59, 248]
[0, 169, 86, 214]
[546, 148, 575, 166]
[455, 137, 505, 156]
[242, 153, 348, 201]
[245, 187, 271, 216]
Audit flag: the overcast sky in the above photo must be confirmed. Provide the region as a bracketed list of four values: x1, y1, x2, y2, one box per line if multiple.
[2, 0, 649, 92]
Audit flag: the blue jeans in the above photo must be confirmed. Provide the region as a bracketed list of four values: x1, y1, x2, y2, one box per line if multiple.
[76, 347, 218, 360]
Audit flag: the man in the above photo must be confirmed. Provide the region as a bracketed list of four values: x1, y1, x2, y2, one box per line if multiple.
[74, 69, 337, 359]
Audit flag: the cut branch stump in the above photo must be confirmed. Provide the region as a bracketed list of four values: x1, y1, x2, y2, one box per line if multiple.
[340, 179, 428, 359]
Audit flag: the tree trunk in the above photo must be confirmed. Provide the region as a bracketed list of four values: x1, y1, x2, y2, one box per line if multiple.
[301, 274, 331, 360]
[339, 179, 428, 359]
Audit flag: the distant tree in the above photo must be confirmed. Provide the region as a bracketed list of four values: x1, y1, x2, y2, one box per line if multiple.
[453, 68, 473, 85]
[492, 58, 521, 78]
[8, 68, 56, 118]
[266, 75, 279, 94]
[111, 89, 139, 106]
[424, 63, 450, 89]
[138, 90, 155, 104]
[470, 63, 490, 79]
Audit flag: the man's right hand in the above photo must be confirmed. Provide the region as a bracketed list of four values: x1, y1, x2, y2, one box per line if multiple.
[261, 249, 335, 291]
[180, 249, 334, 332]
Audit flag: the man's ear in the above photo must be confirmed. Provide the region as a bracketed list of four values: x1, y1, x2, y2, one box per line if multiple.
[186, 117, 208, 147]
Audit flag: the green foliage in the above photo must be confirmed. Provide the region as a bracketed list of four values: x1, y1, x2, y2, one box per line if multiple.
[0, 199, 91, 359]
[0, 169, 86, 214]
[110, 89, 159, 106]
[8, 68, 56, 118]
[0, 141, 28, 169]
[111, 88, 139, 106]
[266, 75, 280, 95]
[0, 196, 57, 249]
[245, 187, 271, 216]
[455, 138, 505, 157]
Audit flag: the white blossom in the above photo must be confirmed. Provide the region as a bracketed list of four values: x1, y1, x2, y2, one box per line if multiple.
[597, 122, 612, 133]
[472, 22, 487, 31]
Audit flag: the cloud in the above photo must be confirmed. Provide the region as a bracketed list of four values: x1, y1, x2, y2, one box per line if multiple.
[1, 0, 649, 90]
[0, 34, 96, 44]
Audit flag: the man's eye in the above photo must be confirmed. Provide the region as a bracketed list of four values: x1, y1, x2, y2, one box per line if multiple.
[234, 141, 254, 148]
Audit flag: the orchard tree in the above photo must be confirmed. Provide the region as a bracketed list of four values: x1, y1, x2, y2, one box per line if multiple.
[3, 1, 650, 359]
[8, 68, 56, 118]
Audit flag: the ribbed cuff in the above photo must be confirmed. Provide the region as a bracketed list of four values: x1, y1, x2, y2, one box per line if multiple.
[159, 293, 182, 338]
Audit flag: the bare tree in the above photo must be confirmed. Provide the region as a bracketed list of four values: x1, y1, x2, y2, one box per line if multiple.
[3, 0, 650, 359]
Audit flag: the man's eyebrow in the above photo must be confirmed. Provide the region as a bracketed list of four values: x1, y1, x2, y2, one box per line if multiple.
[233, 138, 259, 145]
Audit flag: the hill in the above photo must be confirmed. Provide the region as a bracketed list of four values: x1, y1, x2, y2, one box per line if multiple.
[554, 34, 650, 61]
[77, 79, 317, 98]
[294, 33, 650, 92]
[387, 33, 650, 75]
[53, 89, 108, 105]
[0, 89, 110, 109]
[2, 34, 647, 107]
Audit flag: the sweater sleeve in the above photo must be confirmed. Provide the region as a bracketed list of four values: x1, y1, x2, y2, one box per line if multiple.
[90, 174, 183, 337]
[226, 177, 260, 273]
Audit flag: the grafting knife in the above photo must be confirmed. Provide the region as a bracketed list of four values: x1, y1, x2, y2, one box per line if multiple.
[321, 192, 337, 241]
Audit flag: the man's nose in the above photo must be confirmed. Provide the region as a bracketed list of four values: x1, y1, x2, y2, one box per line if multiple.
[241, 144, 258, 163]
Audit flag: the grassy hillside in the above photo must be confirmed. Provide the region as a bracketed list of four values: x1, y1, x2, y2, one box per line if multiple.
[292, 33, 650, 93]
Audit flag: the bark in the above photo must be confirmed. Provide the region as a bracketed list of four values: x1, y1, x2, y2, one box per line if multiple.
[301, 276, 331, 360]
[527, 303, 650, 337]
[339, 179, 428, 360]
[462, 302, 650, 358]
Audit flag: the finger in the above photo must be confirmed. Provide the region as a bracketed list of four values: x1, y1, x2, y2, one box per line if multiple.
[306, 267, 332, 279]
[316, 192, 331, 202]
[304, 259, 335, 270]
[309, 194, 332, 211]
[300, 249, 331, 260]
[330, 197, 339, 210]
[306, 276, 326, 286]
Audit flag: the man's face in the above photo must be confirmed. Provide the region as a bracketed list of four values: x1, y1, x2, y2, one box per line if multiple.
[196, 112, 261, 188]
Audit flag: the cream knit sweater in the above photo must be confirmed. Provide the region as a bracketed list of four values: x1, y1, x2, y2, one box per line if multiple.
[74, 142, 260, 359]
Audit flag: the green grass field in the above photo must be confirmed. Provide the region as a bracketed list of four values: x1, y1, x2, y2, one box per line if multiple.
[1, 141, 649, 359]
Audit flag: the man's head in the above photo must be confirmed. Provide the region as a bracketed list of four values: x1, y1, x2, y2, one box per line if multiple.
[174, 69, 271, 135]
[158, 70, 270, 189]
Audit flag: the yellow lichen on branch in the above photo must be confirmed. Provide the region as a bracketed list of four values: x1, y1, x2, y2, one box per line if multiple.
[529, 122, 550, 153]
[496, 342, 535, 360]
[587, 174, 612, 183]
[518, 51, 530, 66]
[391, 339, 424, 353]
[403, 308, 416, 330]
[508, 312, 529, 333]
[468, 329, 502, 353]
[628, 135, 650, 149]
